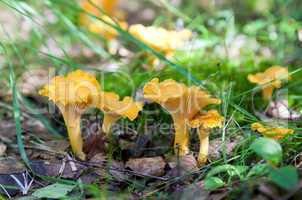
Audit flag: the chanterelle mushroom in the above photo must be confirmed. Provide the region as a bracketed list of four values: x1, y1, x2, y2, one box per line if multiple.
[88, 16, 128, 40]
[80, 0, 119, 24]
[248, 66, 290, 100]
[251, 122, 294, 140]
[129, 25, 192, 69]
[80, 0, 127, 40]
[39, 70, 101, 160]
[189, 110, 224, 165]
[143, 78, 220, 156]
[99, 92, 143, 135]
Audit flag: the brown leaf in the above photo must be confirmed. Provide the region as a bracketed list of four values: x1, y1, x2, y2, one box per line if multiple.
[126, 156, 166, 177]
[0, 143, 7, 157]
[89, 153, 106, 166]
[109, 161, 127, 182]
[258, 182, 281, 199]
[0, 158, 25, 174]
[167, 153, 198, 177]
[208, 137, 241, 161]
[176, 181, 210, 200]
[45, 140, 70, 152]
[95, 159, 128, 184]
[17, 68, 49, 96]
[30, 159, 86, 179]
[83, 134, 106, 160]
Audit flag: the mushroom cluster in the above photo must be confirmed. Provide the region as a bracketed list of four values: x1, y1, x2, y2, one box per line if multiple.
[143, 78, 222, 165]
[40, 70, 142, 160]
[248, 66, 290, 100]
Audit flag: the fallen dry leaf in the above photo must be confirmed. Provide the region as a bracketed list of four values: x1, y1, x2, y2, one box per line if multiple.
[45, 140, 70, 152]
[83, 134, 106, 160]
[0, 143, 7, 157]
[126, 156, 166, 177]
[167, 153, 198, 177]
[0, 157, 26, 174]
[176, 181, 210, 200]
[89, 153, 106, 166]
[17, 68, 49, 96]
[258, 182, 281, 200]
[30, 159, 86, 179]
[89, 154, 127, 182]
[109, 161, 127, 182]
[266, 100, 301, 120]
[208, 137, 241, 161]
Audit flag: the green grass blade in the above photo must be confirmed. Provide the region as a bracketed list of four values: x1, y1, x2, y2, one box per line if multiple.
[9, 66, 31, 169]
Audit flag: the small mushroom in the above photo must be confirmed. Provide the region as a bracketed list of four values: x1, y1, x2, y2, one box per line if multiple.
[129, 24, 192, 53]
[248, 66, 290, 100]
[88, 16, 128, 40]
[189, 110, 224, 165]
[39, 70, 101, 160]
[99, 92, 143, 136]
[80, 0, 127, 40]
[251, 122, 294, 140]
[143, 78, 220, 156]
[129, 25, 192, 69]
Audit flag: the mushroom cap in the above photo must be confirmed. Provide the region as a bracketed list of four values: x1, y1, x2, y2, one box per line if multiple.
[99, 92, 143, 121]
[189, 110, 224, 129]
[143, 78, 187, 102]
[80, 0, 119, 16]
[143, 78, 221, 118]
[39, 70, 101, 108]
[186, 86, 221, 119]
[143, 78, 188, 112]
[129, 24, 192, 53]
[251, 122, 294, 139]
[248, 66, 290, 86]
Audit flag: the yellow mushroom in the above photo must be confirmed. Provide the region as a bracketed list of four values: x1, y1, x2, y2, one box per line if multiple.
[99, 92, 143, 135]
[248, 66, 290, 100]
[39, 70, 101, 160]
[80, 0, 127, 40]
[88, 16, 128, 40]
[143, 78, 220, 156]
[129, 25, 192, 69]
[251, 122, 294, 140]
[189, 110, 224, 165]
[129, 24, 192, 53]
[102, 0, 119, 16]
[80, 0, 119, 23]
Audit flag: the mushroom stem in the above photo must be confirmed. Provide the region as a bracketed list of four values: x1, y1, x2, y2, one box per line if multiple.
[198, 128, 210, 165]
[102, 114, 119, 136]
[172, 114, 189, 156]
[262, 85, 274, 100]
[60, 105, 85, 160]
